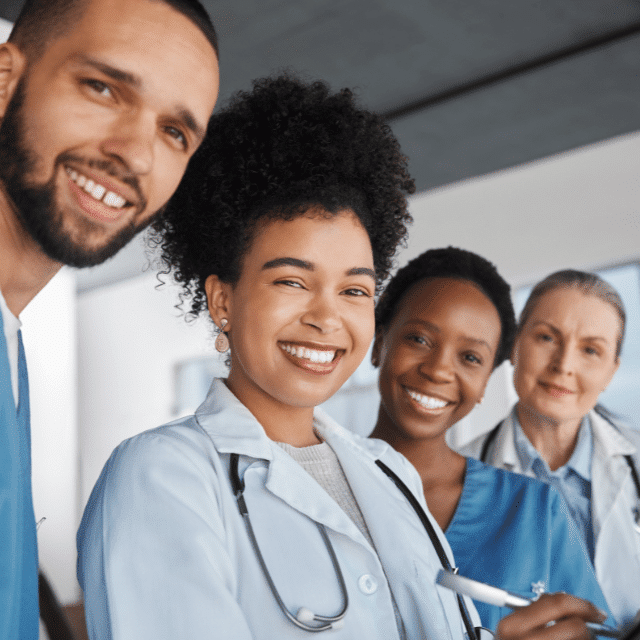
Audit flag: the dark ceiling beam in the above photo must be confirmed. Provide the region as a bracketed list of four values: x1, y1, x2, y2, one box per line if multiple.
[381, 20, 640, 122]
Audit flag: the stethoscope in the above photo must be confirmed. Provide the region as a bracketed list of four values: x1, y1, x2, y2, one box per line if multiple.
[479, 413, 640, 535]
[229, 452, 482, 638]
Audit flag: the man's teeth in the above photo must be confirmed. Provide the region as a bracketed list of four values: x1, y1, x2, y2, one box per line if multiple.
[407, 390, 448, 409]
[66, 168, 127, 209]
[280, 343, 336, 364]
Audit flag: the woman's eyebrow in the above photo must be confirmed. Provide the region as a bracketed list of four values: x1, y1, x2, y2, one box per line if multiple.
[261, 259, 375, 281]
[347, 267, 376, 280]
[262, 257, 313, 271]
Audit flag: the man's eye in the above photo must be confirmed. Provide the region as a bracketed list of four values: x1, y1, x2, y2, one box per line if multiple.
[83, 79, 113, 99]
[165, 126, 188, 150]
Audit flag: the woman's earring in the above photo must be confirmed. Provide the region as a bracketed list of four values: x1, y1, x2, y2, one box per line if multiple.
[478, 396, 484, 405]
[215, 319, 230, 353]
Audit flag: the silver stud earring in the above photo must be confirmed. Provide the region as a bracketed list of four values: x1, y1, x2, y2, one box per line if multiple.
[215, 318, 230, 353]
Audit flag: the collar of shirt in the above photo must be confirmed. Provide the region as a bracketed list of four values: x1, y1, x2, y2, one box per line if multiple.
[512, 413, 593, 483]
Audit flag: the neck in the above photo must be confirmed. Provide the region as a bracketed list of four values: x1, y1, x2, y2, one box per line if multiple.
[0, 189, 61, 315]
[515, 402, 582, 471]
[371, 407, 466, 530]
[223, 377, 321, 447]
[370, 408, 464, 483]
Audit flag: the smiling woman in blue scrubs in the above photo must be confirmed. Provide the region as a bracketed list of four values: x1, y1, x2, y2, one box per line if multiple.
[370, 247, 613, 632]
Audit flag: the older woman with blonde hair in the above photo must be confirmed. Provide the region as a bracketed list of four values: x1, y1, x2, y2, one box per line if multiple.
[463, 269, 640, 626]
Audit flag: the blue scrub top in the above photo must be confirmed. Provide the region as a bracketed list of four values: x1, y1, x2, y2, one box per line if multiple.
[445, 457, 612, 632]
[0, 312, 38, 639]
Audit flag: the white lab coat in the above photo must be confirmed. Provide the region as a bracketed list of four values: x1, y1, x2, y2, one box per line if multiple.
[461, 408, 640, 626]
[78, 379, 479, 640]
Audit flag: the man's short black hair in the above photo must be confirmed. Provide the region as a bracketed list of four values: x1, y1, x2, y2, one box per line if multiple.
[9, 0, 218, 61]
[375, 246, 516, 369]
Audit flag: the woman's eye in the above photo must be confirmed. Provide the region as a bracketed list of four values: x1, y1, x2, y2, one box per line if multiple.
[463, 353, 482, 365]
[584, 346, 600, 356]
[407, 334, 428, 346]
[343, 288, 371, 297]
[276, 279, 303, 289]
[536, 332, 553, 343]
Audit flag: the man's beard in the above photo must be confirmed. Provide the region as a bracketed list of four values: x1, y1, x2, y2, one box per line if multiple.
[0, 78, 160, 268]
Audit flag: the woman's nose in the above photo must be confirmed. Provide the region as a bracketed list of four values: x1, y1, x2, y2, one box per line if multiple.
[301, 295, 342, 334]
[418, 348, 455, 383]
[549, 343, 576, 375]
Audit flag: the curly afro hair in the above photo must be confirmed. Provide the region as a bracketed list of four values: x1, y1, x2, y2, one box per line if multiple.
[375, 246, 516, 368]
[149, 73, 415, 317]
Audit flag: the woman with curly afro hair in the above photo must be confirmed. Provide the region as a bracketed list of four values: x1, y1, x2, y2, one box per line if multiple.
[77, 73, 483, 640]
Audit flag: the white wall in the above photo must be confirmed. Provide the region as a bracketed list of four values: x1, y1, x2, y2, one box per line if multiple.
[77, 275, 214, 508]
[402, 130, 640, 287]
[20, 269, 79, 604]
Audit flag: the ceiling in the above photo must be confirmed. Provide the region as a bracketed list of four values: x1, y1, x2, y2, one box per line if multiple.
[2, 0, 639, 290]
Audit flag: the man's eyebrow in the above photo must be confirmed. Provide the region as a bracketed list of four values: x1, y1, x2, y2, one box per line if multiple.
[74, 55, 141, 88]
[262, 257, 313, 271]
[72, 55, 206, 143]
[176, 108, 206, 144]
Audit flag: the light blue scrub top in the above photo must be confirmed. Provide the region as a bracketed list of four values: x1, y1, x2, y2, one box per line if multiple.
[513, 416, 595, 561]
[445, 457, 612, 632]
[0, 311, 38, 639]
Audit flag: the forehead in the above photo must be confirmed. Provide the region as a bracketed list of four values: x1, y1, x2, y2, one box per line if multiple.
[246, 210, 373, 264]
[37, 0, 219, 111]
[396, 277, 500, 330]
[529, 288, 620, 336]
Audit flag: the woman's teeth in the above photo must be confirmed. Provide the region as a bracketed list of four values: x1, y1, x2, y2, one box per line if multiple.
[66, 167, 127, 209]
[407, 389, 448, 409]
[280, 343, 336, 364]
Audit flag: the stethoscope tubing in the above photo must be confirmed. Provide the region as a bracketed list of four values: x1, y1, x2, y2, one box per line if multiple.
[230, 453, 349, 632]
[229, 452, 479, 638]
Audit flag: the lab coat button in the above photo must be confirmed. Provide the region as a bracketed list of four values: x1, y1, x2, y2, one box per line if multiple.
[358, 574, 378, 594]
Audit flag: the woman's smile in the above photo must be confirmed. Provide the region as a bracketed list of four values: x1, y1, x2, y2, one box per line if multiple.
[279, 341, 344, 373]
[537, 380, 575, 397]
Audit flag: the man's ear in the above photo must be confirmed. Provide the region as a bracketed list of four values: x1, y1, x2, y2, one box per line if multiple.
[0, 43, 27, 118]
[204, 274, 232, 328]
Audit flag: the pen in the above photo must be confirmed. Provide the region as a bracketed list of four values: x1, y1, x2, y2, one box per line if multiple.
[436, 569, 620, 638]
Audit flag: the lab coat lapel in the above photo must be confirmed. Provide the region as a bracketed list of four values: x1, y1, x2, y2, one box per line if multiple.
[489, 411, 523, 474]
[590, 410, 636, 541]
[264, 447, 373, 548]
[196, 380, 373, 547]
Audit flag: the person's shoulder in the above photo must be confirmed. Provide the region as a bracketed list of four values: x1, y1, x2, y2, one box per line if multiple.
[467, 456, 557, 500]
[103, 415, 220, 486]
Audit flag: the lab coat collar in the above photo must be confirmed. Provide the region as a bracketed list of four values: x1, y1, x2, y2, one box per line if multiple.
[492, 407, 522, 472]
[194, 379, 393, 548]
[194, 378, 391, 462]
[194, 378, 275, 461]
[590, 409, 637, 459]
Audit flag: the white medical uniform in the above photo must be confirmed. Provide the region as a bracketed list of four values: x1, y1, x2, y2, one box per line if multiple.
[78, 378, 479, 640]
[462, 408, 640, 626]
